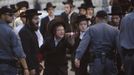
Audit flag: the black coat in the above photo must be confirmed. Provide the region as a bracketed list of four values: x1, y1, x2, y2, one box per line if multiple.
[40, 16, 50, 39]
[40, 36, 72, 66]
[19, 25, 39, 70]
[61, 12, 79, 32]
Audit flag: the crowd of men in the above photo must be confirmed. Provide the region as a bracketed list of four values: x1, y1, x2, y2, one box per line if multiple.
[0, 0, 134, 75]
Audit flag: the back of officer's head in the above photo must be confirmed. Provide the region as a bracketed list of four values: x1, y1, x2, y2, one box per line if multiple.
[95, 10, 108, 23]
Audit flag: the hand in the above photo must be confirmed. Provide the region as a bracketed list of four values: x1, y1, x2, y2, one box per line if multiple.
[24, 69, 29, 75]
[121, 64, 124, 71]
[38, 64, 44, 73]
[75, 58, 80, 68]
[65, 32, 75, 37]
[30, 69, 36, 75]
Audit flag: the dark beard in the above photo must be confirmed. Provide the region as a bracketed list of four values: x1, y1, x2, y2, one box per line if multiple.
[30, 25, 38, 31]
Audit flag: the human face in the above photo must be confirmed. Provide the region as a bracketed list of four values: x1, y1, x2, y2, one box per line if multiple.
[111, 15, 120, 26]
[4, 13, 14, 23]
[31, 15, 39, 31]
[79, 9, 86, 15]
[55, 25, 65, 39]
[64, 4, 71, 14]
[79, 21, 88, 32]
[47, 7, 54, 16]
[87, 7, 94, 16]
[21, 17, 26, 24]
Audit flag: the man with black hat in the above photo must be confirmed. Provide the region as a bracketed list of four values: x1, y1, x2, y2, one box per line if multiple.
[73, 15, 90, 75]
[75, 10, 119, 75]
[78, 3, 87, 16]
[61, 0, 79, 32]
[14, 1, 29, 28]
[108, 5, 124, 28]
[61, 0, 79, 71]
[40, 2, 56, 40]
[119, 0, 134, 75]
[0, 6, 29, 75]
[19, 9, 42, 75]
[84, 0, 96, 25]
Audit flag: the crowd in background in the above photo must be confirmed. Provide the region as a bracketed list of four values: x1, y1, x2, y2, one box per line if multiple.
[0, 0, 134, 75]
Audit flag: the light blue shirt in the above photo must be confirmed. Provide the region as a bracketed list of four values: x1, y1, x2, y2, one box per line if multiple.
[0, 20, 26, 60]
[75, 22, 119, 59]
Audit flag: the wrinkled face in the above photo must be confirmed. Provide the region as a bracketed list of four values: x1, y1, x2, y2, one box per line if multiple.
[79, 20, 88, 32]
[111, 15, 120, 26]
[47, 7, 54, 16]
[4, 13, 14, 23]
[79, 9, 86, 15]
[31, 15, 39, 31]
[87, 7, 94, 16]
[64, 4, 71, 14]
[55, 25, 65, 39]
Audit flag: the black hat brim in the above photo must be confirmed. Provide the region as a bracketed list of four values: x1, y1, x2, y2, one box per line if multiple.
[108, 13, 125, 15]
[44, 6, 56, 10]
[78, 7, 86, 9]
[62, 2, 75, 7]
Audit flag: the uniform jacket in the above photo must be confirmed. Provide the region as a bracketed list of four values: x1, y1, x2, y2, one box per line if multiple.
[75, 22, 119, 59]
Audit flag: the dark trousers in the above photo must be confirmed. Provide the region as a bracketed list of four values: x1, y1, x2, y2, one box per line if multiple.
[43, 64, 68, 75]
[75, 53, 89, 75]
[89, 58, 117, 75]
[0, 64, 18, 75]
[123, 49, 134, 75]
[75, 61, 89, 75]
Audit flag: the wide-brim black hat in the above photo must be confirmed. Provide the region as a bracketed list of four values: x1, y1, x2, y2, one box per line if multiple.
[108, 5, 125, 15]
[84, 0, 95, 8]
[0, 6, 14, 15]
[78, 3, 87, 9]
[44, 2, 56, 10]
[62, 0, 75, 7]
[16, 1, 29, 11]
[25, 9, 41, 17]
[77, 15, 90, 23]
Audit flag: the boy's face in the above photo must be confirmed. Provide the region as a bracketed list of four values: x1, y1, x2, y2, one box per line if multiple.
[87, 7, 94, 16]
[79, 20, 88, 32]
[64, 4, 71, 14]
[79, 8, 86, 15]
[47, 7, 54, 16]
[111, 15, 120, 26]
[55, 25, 65, 38]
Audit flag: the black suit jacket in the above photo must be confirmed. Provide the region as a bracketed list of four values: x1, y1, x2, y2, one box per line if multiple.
[61, 12, 79, 32]
[19, 25, 39, 70]
[40, 16, 50, 39]
[40, 36, 72, 65]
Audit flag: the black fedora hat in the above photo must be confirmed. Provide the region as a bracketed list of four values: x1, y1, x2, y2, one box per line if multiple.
[25, 9, 41, 17]
[78, 3, 87, 9]
[62, 0, 75, 7]
[44, 2, 56, 10]
[84, 0, 95, 8]
[108, 5, 125, 15]
[77, 15, 90, 23]
[16, 1, 29, 11]
[0, 6, 14, 15]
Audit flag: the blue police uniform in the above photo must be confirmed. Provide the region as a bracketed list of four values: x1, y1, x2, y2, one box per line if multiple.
[120, 11, 134, 75]
[75, 22, 119, 75]
[0, 20, 26, 75]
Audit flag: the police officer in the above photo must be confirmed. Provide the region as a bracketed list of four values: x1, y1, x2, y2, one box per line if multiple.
[75, 10, 119, 75]
[119, 0, 134, 75]
[0, 6, 29, 75]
